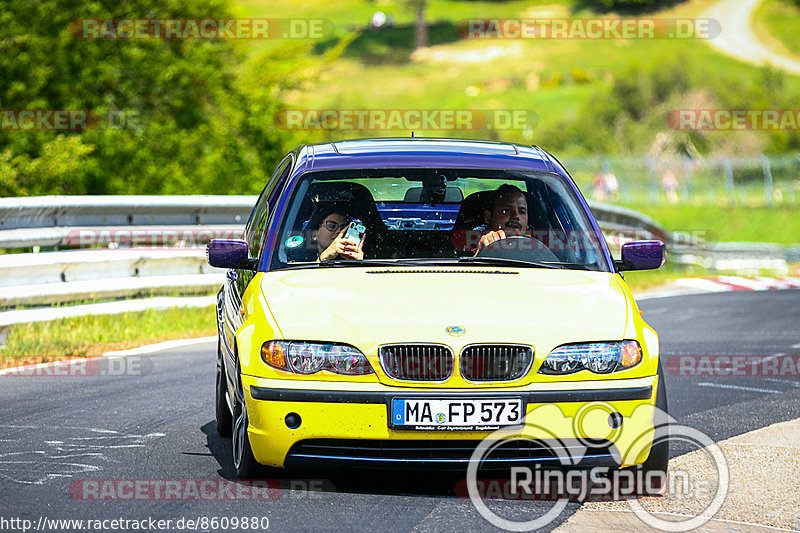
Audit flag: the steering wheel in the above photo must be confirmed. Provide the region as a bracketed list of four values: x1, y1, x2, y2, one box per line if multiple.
[476, 235, 561, 262]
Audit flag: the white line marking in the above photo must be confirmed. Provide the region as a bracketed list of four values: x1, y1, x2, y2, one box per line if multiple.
[717, 275, 771, 290]
[674, 278, 734, 292]
[635, 289, 706, 300]
[103, 336, 216, 356]
[792, 343, 800, 349]
[761, 378, 800, 387]
[696, 382, 781, 394]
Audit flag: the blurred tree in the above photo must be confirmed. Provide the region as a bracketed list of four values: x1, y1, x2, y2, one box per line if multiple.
[410, 0, 427, 49]
[540, 55, 800, 157]
[576, 0, 680, 10]
[0, 0, 290, 196]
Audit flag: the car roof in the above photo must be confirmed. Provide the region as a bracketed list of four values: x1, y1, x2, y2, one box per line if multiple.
[296, 138, 568, 176]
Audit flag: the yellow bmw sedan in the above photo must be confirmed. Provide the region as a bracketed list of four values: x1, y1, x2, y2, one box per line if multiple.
[207, 138, 668, 482]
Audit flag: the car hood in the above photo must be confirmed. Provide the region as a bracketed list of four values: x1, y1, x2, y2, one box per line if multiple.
[260, 266, 630, 353]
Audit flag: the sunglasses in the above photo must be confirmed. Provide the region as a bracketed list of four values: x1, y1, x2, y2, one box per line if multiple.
[323, 220, 349, 232]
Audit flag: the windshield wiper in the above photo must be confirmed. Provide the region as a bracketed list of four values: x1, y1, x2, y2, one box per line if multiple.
[457, 256, 565, 269]
[279, 257, 578, 270]
[318, 258, 409, 267]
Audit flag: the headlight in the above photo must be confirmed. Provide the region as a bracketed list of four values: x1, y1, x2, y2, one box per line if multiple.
[261, 341, 374, 375]
[539, 341, 642, 375]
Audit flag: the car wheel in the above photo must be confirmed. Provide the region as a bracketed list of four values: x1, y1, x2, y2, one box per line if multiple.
[215, 338, 232, 438]
[231, 359, 262, 479]
[625, 360, 670, 495]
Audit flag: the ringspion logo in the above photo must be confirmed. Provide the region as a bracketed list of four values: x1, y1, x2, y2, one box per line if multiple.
[456, 18, 720, 40]
[70, 18, 332, 40]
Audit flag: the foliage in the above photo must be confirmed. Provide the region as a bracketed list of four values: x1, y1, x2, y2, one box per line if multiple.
[540, 54, 800, 156]
[575, 0, 682, 11]
[626, 204, 800, 244]
[0, 0, 291, 196]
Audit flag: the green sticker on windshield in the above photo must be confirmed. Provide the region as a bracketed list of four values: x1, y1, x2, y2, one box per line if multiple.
[285, 235, 304, 248]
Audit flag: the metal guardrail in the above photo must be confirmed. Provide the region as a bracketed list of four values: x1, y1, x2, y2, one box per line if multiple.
[0, 194, 793, 328]
[0, 195, 253, 248]
[0, 195, 664, 248]
[587, 201, 669, 242]
[0, 195, 254, 228]
[0, 196, 253, 324]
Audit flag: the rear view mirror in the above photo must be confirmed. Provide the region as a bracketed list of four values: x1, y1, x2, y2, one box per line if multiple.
[616, 240, 665, 271]
[206, 239, 255, 269]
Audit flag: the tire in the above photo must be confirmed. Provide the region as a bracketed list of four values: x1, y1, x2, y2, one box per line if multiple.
[626, 360, 670, 495]
[231, 358, 262, 479]
[215, 338, 232, 438]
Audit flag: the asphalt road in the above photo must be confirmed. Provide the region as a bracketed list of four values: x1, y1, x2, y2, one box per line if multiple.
[704, 0, 800, 76]
[1, 290, 798, 533]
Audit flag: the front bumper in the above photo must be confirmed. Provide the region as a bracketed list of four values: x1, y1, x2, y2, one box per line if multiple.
[241, 375, 660, 469]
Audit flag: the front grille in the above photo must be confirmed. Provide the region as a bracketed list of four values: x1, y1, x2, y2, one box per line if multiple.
[285, 439, 618, 469]
[379, 344, 454, 381]
[460, 344, 534, 381]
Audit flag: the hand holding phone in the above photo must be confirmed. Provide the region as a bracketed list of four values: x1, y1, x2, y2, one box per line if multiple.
[343, 221, 365, 247]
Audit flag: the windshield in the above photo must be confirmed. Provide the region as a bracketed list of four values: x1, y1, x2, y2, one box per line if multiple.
[267, 169, 610, 272]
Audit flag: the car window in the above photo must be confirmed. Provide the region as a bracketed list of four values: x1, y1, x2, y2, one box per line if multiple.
[268, 169, 610, 272]
[247, 155, 293, 260]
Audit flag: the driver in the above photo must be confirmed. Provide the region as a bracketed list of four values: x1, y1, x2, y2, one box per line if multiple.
[300, 203, 365, 261]
[474, 184, 529, 255]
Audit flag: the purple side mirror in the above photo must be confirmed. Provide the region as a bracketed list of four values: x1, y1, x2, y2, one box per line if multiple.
[618, 240, 665, 271]
[206, 239, 252, 269]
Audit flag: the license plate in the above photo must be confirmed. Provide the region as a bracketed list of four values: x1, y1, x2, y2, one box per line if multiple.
[390, 398, 524, 430]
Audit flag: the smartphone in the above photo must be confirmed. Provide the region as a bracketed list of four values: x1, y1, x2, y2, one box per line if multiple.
[343, 221, 366, 247]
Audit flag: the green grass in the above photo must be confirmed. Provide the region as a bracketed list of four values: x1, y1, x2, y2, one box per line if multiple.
[231, 0, 800, 147]
[0, 306, 216, 366]
[624, 204, 800, 244]
[622, 263, 706, 292]
[754, 0, 800, 58]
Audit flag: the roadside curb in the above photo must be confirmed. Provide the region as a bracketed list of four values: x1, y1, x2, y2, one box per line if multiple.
[635, 276, 800, 301]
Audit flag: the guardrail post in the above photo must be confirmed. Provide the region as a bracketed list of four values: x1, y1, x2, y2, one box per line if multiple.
[723, 158, 735, 207]
[761, 155, 774, 208]
[645, 156, 657, 204]
[683, 157, 694, 202]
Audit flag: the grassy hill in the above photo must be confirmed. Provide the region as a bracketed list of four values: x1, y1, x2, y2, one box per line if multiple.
[754, 0, 800, 58]
[229, 0, 800, 155]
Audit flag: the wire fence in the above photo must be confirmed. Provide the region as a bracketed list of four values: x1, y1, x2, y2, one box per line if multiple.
[563, 154, 800, 207]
